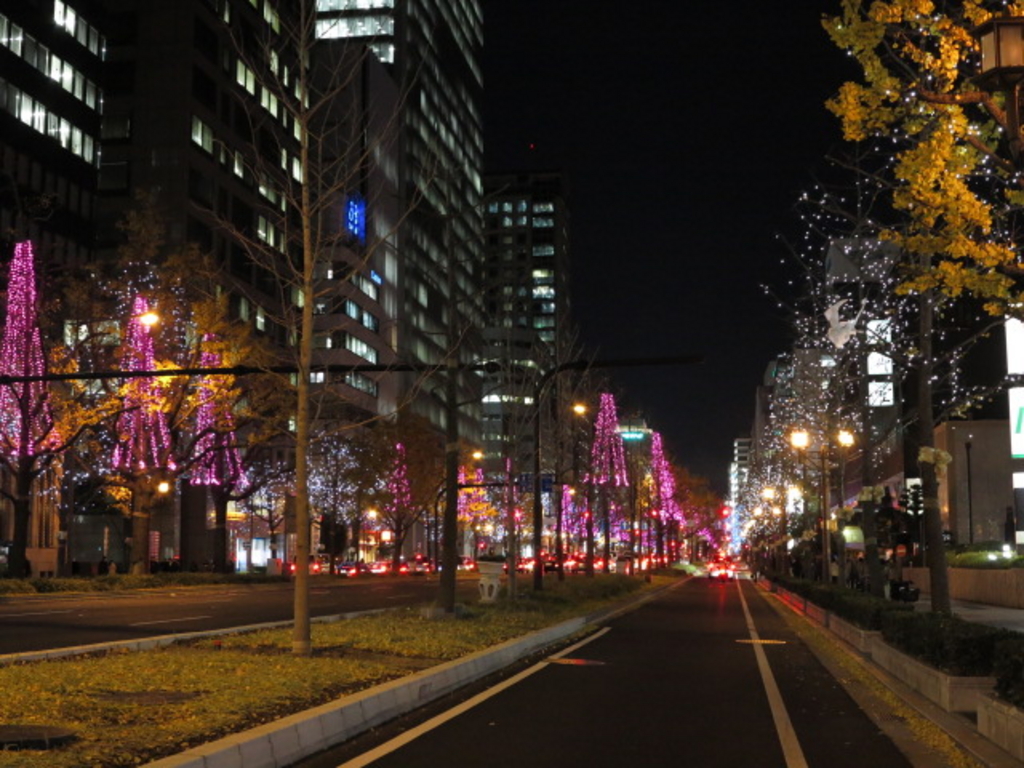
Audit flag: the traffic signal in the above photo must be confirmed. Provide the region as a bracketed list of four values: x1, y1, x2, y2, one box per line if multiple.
[719, 505, 732, 518]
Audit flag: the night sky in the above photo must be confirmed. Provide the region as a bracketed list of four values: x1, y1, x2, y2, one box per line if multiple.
[482, 2, 856, 492]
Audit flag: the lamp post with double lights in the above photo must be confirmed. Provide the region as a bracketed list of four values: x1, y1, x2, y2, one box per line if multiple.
[790, 428, 855, 580]
[789, 430, 811, 569]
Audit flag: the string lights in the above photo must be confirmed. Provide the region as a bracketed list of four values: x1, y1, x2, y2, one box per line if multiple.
[112, 295, 174, 473]
[0, 241, 54, 457]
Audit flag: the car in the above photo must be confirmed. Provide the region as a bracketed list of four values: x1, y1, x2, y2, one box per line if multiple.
[288, 557, 322, 576]
[336, 561, 369, 577]
[368, 561, 391, 575]
[398, 555, 432, 575]
[707, 560, 735, 581]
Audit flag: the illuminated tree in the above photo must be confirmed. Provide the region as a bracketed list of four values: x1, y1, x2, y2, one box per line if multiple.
[0, 241, 59, 576]
[586, 392, 629, 573]
[381, 442, 414, 571]
[190, 339, 251, 573]
[111, 295, 175, 571]
[650, 432, 680, 561]
[822, 1, 1024, 612]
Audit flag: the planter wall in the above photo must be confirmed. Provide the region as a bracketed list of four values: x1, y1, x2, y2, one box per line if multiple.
[866, 635, 995, 714]
[902, 566, 1024, 609]
[828, 614, 879, 655]
[978, 692, 1024, 761]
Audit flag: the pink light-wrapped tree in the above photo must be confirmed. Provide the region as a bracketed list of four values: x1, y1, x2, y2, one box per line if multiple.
[192, 339, 249, 572]
[586, 392, 628, 574]
[112, 295, 174, 572]
[0, 241, 59, 576]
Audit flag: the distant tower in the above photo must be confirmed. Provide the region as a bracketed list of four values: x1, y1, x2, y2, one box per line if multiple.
[479, 171, 572, 469]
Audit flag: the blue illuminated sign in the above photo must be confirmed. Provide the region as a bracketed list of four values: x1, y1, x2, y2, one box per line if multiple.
[345, 195, 366, 243]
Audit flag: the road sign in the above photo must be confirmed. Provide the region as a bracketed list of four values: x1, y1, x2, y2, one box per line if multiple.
[895, 544, 907, 558]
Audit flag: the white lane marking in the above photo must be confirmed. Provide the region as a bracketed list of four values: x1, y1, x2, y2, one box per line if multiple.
[736, 581, 808, 768]
[337, 627, 612, 768]
[1, 610, 73, 618]
[129, 616, 213, 626]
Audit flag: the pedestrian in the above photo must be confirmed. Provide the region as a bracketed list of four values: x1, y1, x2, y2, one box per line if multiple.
[829, 555, 839, 585]
[98, 556, 108, 576]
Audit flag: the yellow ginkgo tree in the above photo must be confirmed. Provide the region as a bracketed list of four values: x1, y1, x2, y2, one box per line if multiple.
[824, 0, 1024, 613]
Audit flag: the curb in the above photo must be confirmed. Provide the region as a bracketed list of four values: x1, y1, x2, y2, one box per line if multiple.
[143, 578, 684, 768]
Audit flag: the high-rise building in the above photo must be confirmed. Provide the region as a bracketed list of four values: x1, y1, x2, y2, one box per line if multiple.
[97, 0, 401, 419]
[0, 0, 104, 265]
[316, 0, 485, 438]
[0, 0, 107, 576]
[478, 171, 571, 467]
[482, 171, 570, 350]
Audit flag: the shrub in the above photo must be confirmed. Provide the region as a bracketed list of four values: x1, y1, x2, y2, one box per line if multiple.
[0, 578, 36, 594]
[994, 635, 1024, 708]
[30, 577, 96, 593]
[881, 611, 1015, 676]
[946, 551, 1022, 570]
[775, 576, 912, 630]
[833, 590, 913, 630]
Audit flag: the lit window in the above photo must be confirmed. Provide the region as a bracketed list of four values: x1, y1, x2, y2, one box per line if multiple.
[867, 352, 893, 376]
[867, 318, 892, 344]
[191, 115, 213, 152]
[868, 381, 894, 407]
[236, 61, 256, 94]
[315, 14, 394, 39]
[531, 269, 554, 283]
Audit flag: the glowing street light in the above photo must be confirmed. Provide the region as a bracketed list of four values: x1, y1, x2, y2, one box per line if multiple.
[790, 429, 811, 451]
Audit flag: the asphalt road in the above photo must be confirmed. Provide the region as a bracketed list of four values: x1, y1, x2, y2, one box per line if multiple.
[0, 576, 479, 654]
[298, 577, 918, 768]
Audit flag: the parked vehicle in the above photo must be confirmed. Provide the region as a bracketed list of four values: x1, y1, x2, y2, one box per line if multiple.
[336, 561, 370, 577]
[288, 557, 322, 576]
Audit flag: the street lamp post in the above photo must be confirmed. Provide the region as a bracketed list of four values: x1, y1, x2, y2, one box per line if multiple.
[790, 429, 854, 581]
[790, 430, 813, 572]
[965, 439, 974, 545]
[973, 18, 1024, 164]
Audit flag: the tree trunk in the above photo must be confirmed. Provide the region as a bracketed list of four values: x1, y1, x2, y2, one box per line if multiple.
[9, 459, 34, 577]
[601, 485, 611, 573]
[130, 476, 155, 575]
[918, 286, 951, 613]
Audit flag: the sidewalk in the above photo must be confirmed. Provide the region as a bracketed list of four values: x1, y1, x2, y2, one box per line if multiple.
[915, 594, 1024, 633]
